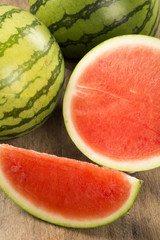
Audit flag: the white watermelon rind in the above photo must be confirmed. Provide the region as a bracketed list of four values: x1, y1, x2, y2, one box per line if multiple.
[63, 35, 160, 172]
[0, 145, 141, 228]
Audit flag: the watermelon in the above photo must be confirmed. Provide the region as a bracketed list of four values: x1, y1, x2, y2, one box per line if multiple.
[29, 0, 160, 58]
[0, 5, 65, 140]
[63, 35, 160, 172]
[0, 144, 141, 228]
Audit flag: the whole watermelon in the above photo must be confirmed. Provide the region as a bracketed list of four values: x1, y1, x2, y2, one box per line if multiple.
[0, 5, 65, 140]
[29, 0, 160, 58]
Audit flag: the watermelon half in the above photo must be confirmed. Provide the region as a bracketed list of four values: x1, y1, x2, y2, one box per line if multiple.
[0, 144, 141, 228]
[63, 35, 160, 172]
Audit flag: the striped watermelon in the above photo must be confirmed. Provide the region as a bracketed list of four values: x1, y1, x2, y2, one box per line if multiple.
[0, 5, 65, 140]
[29, 0, 160, 58]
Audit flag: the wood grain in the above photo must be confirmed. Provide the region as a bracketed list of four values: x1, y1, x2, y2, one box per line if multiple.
[0, 1, 160, 239]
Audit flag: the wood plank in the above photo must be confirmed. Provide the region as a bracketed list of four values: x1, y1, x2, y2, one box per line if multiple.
[0, 0, 28, 10]
[0, 0, 160, 239]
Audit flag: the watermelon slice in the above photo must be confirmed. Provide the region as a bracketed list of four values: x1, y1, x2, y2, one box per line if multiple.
[0, 144, 141, 228]
[63, 35, 160, 172]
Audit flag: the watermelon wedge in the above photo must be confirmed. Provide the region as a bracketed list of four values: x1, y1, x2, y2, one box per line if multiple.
[0, 144, 141, 228]
[63, 35, 160, 172]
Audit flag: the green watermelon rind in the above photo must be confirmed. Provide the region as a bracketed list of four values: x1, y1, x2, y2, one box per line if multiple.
[0, 5, 65, 140]
[0, 144, 141, 228]
[63, 34, 160, 172]
[29, 0, 160, 58]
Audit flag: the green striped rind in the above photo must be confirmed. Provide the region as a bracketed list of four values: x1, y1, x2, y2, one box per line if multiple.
[0, 144, 142, 228]
[0, 5, 65, 140]
[29, 0, 160, 58]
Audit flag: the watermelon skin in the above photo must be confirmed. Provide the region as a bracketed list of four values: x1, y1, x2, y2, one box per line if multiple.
[29, 0, 160, 58]
[0, 5, 65, 140]
[0, 144, 141, 228]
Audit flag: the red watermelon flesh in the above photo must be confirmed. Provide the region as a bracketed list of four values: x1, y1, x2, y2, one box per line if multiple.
[0, 144, 141, 228]
[72, 45, 160, 160]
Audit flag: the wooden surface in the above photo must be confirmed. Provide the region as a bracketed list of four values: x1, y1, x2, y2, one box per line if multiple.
[0, 1, 160, 239]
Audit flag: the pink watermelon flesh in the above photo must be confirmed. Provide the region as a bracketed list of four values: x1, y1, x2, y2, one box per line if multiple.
[0, 144, 132, 220]
[72, 46, 160, 161]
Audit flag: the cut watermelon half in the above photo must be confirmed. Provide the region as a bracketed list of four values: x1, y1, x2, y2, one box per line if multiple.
[0, 144, 141, 228]
[63, 35, 160, 172]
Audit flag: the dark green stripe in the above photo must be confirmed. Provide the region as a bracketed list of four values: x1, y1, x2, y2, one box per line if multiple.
[152, 15, 160, 36]
[0, 19, 41, 58]
[15, 76, 41, 98]
[59, 1, 152, 47]
[133, 0, 157, 33]
[30, 0, 49, 14]
[0, 7, 22, 29]
[0, 112, 49, 140]
[148, 7, 160, 35]
[0, 81, 63, 139]
[0, 49, 64, 134]
[0, 98, 7, 106]
[0, 36, 55, 90]
[0, 49, 63, 121]
[48, 0, 118, 32]
[0, 76, 40, 109]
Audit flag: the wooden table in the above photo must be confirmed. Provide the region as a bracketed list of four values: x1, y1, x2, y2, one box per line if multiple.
[0, 1, 160, 239]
